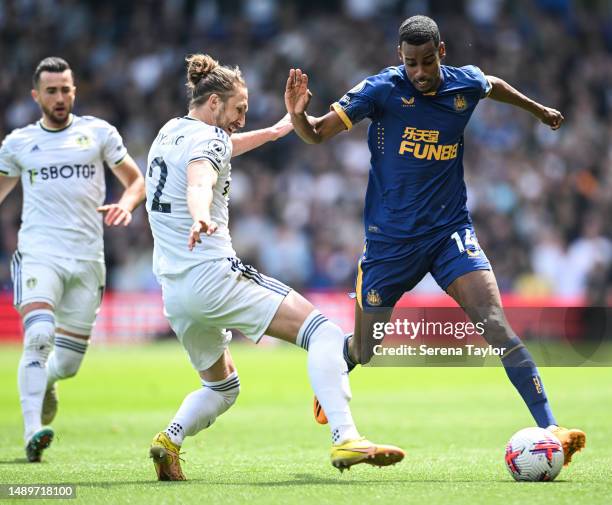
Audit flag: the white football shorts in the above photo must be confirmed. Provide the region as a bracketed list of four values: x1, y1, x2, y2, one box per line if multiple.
[10, 251, 106, 335]
[160, 257, 291, 371]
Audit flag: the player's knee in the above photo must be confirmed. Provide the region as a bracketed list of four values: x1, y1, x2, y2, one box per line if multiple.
[219, 382, 240, 409]
[53, 335, 89, 378]
[479, 310, 514, 347]
[22, 309, 55, 364]
[54, 353, 83, 378]
[310, 318, 346, 357]
[204, 372, 240, 413]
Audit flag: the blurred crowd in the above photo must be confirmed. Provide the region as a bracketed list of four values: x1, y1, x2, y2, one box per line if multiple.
[0, 0, 610, 300]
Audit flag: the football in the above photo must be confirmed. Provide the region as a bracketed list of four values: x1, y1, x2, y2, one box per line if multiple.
[505, 427, 564, 481]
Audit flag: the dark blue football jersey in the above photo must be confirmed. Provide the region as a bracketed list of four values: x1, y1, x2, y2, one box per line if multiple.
[332, 64, 491, 242]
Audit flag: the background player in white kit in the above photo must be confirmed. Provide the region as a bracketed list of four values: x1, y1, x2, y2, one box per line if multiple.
[0, 57, 145, 462]
[146, 54, 405, 480]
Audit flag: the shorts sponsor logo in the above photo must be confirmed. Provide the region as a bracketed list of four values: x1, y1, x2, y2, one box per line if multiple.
[26, 277, 37, 289]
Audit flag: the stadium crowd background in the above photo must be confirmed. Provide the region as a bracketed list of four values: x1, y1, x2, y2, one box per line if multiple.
[0, 0, 610, 302]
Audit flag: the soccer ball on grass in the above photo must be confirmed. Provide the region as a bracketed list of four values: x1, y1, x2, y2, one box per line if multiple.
[505, 427, 564, 481]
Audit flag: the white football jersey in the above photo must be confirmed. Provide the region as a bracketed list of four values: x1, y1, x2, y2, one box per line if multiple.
[0, 114, 128, 261]
[146, 116, 235, 277]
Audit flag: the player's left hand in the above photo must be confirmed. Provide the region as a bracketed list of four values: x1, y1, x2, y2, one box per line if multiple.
[97, 203, 132, 226]
[285, 68, 312, 115]
[270, 113, 294, 140]
[188, 219, 218, 251]
[538, 107, 564, 130]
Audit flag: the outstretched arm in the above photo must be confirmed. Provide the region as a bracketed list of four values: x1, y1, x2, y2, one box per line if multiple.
[486, 75, 564, 130]
[97, 154, 145, 226]
[231, 114, 293, 157]
[285, 68, 346, 144]
[0, 175, 19, 205]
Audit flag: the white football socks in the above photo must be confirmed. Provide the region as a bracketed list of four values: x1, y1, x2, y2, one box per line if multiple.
[47, 333, 89, 389]
[298, 310, 360, 444]
[165, 372, 240, 446]
[18, 309, 55, 441]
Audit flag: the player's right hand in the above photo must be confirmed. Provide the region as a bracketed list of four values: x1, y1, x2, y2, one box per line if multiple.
[285, 68, 312, 115]
[188, 219, 218, 250]
[538, 107, 564, 130]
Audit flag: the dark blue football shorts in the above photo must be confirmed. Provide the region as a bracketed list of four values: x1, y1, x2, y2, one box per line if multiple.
[357, 223, 491, 310]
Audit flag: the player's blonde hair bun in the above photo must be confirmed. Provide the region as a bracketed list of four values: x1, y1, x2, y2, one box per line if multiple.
[186, 54, 219, 89]
[185, 53, 245, 107]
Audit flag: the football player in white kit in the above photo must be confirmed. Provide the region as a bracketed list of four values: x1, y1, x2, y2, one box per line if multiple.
[146, 54, 405, 480]
[0, 57, 145, 462]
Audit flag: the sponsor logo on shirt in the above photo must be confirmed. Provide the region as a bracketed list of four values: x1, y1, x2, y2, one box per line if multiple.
[27, 164, 97, 183]
[398, 126, 459, 161]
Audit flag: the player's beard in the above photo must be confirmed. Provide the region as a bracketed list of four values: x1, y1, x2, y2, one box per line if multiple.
[214, 102, 229, 133]
[213, 103, 241, 134]
[41, 102, 72, 128]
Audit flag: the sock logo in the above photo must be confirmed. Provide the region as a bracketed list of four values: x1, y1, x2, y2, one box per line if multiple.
[26, 361, 43, 368]
[532, 376, 543, 394]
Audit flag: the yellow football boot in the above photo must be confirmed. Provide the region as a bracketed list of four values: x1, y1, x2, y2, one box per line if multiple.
[331, 437, 405, 472]
[149, 432, 186, 481]
[549, 426, 586, 466]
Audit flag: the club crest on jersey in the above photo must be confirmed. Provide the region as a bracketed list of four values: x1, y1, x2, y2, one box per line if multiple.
[26, 277, 37, 289]
[401, 96, 415, 107]
[76, 135, 91, 147]
[366, 289, 382, 307]
[453, 94, 467, 112]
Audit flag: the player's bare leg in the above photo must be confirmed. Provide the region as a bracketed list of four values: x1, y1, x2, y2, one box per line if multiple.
[267, 290, 404, 471]
[150, 350, 238, 481]
[351, 302, 394, 366]
[446, 269, 586, 465]
[18, 301, 56, 461]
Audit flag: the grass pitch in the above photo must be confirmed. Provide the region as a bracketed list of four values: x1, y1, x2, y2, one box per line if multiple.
[0, 341, 610, 505]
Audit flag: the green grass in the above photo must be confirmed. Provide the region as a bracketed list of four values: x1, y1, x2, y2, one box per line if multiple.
[0, 342, 610, 505]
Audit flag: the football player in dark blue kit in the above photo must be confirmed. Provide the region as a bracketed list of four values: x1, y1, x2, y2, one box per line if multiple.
[285, 15, 586, 466]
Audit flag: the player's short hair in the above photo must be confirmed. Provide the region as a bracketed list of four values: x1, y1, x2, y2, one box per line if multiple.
[185, 54, 245, 107]
[32, 57, 72, 88]
[398, 15, 440, 48]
